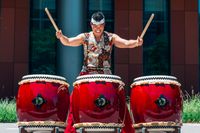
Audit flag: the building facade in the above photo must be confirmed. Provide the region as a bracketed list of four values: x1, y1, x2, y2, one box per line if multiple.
[0, 0, 199, 98]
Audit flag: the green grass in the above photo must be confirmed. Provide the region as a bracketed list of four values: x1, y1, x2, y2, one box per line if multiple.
[0, 98, 17, 122]
[183, 94, 200, 123]
[0, 94, 200, 123]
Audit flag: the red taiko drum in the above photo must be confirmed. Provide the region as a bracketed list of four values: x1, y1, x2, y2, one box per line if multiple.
[16, 74, 70, 129]
[130, 75, 183, 125]
[72, 74, 126, 129]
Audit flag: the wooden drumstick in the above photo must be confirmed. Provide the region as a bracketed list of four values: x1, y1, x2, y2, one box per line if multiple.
[140, 13, 154, 39]
[45, 7, 59, 32]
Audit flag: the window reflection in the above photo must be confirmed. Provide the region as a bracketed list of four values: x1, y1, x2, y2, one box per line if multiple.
[87, 0, 114, 32]
[143, 0, 170, 75]
[199, 0, 200, 75]
[30, 0, 57, 74]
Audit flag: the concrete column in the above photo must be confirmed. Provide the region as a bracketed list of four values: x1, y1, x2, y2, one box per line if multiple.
[57, 0, 86, 92]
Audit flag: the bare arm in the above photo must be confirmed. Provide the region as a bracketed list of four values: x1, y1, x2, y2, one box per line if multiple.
[112, 34, 143, 48]
[56, 30, 84, 47]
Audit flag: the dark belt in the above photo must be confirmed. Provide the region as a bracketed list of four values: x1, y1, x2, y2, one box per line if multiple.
[85, 67, 110, 70]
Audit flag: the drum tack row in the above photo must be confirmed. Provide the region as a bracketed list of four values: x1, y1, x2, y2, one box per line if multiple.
[16, 74, 183, 133]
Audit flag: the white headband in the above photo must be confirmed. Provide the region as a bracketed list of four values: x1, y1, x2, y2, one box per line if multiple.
[91, 18, 105, 25]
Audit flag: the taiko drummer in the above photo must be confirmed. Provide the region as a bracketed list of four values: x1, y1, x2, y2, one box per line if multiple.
[56, 11, 143, 75]
[56, 11, 143, 133]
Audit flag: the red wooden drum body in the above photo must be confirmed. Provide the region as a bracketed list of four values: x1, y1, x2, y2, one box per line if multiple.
[16, 74, 70, 122]
[72, 74, 126, 124]
[130, 75, 183, 124]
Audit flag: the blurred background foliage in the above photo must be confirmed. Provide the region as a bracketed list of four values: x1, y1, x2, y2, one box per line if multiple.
[30, 27, 56, 74]
[143, 33, 170, 75]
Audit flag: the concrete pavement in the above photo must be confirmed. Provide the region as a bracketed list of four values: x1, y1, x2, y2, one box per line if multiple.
[0, 123, 200, 133]
[181, 123, 200, 133]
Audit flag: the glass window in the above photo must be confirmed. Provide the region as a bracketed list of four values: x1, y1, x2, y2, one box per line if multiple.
[199, 0, 200, 79]
[30, 0, 57, 74]
[87, 0, 114, 32]
[143, 0, 170, 75]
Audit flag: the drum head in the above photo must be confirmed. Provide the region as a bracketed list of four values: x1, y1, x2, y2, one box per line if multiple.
[22, 74, 66, 81]
[18, 74, 69, 86]
[73, 74, 124, 86]
[131, 75, 181, 87]
[77, 74, 121, 80]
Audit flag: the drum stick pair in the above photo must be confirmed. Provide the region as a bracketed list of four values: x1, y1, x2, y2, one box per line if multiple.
[45, 7, 154, 39]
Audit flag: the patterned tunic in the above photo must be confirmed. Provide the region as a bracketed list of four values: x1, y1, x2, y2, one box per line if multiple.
[80, 31, 113, 75]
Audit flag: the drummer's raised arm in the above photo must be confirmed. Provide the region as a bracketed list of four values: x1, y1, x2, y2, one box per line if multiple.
[56, 30, 85, 47]
[112, 33, 143, 48]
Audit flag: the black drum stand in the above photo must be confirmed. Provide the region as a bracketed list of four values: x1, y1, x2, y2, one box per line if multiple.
[74, 123, 123, 133]
[17, 121, 66, 133]
[133, 122, 182, 133]
[76, 127, 122, 133]
[18, 126, 65, 133]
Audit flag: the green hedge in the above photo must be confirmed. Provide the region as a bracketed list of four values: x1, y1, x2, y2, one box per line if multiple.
[183, 94, 200, 123]
[0, 98, 17, 122]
